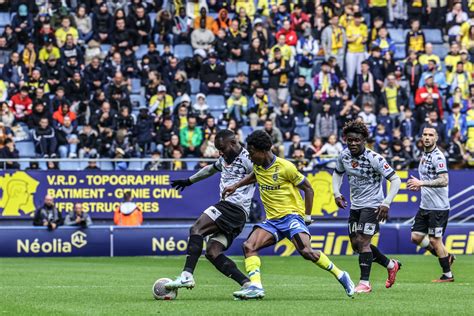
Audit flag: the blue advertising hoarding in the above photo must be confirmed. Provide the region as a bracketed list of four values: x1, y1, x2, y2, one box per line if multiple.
[1, 224, 472, 257]
[0, 170, 473, 220]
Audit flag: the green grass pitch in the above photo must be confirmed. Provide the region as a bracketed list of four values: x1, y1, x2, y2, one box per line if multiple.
[1, 255, 473, 315]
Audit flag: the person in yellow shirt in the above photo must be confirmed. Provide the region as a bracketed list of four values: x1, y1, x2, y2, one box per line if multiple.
[38, 40, 61, 63]
[270, 34, 294, 65]
[223, 130, 355, 300]
[449, 62, 472, 99]
[461, 49, 473, 80]
[55, 16, 79, 48]
[345, 12, 368, 87]
[149, 85, 174, 119]
[444, 42, 462, 80]
[235, 0, 256, 20]
[419, 43, 441, 70]
[257, 0, 285, 17]
[321, 15, 346, 69]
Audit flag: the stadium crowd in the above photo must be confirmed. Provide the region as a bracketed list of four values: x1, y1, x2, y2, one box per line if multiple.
[0, 0, 473, 171]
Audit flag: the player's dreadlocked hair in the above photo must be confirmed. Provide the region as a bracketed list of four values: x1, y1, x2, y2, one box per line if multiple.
[216, 129, 235, 140]
[246, 130, 272, 151]
[342, 120, 370, 139]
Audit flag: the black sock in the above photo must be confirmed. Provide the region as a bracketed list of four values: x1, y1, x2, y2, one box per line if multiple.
[438, 256, 451, 274]
[359, 252, 373, 281]
[211, 254, 250, 286]
[426, 245, 438, 257]
[183, 235, 204, 274]
[370, 244, 390, 268]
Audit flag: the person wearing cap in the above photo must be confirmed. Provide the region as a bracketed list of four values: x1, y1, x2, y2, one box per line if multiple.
[251, 17, 268, 50]
[149, 85, 174, 119]
[448, 61, 472, 99]
[321, 14, 346, 69]
[11, 4, 33, 45]
[38, 39, 61, 63]
[199, 51, 226, 94]
[345, 12, 368, 87]
[192, 93, 209, 123]
[419, 59, 447, 90]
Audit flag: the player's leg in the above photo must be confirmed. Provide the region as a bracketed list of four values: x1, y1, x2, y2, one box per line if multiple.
[166, 212, 219, 289]
[352, 233, 374, 293]
[291, 232, 355, 298]
[205, 238, 250, 286]
[411, 209, 439, 256]
[429, 211, 454, 282]
[233, 227, 276, 299]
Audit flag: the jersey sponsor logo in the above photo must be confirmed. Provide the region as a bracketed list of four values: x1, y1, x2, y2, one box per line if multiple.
[438, 162, 444, 169]
[289, 220, 301, 230]
[260, 184, 281, 191]
[203, 206, 222, 221]
[428, 227, 444, 238]
[351, 161, 359, 168]
[383, 163, 390, 170]
[272, 172, 279, 182]
[363, 223, 376, 235]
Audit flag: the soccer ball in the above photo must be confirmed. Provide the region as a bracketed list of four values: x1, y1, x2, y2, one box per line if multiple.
[152, 278, 178, 300]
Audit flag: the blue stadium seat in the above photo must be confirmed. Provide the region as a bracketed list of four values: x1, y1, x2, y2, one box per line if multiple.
[210, 110, 223, 120]
[432, 44, 449, 59]
[295, 125, 310, 141]
[0, 13, 10, 27]
[156, 44, 164, 54]
[283, 141, 291, 157]
[424, 29, 443, 44]
[59, 161, 81, 170]
[394, 44, 406, 60]
[225, 61, 238, 77]
[174, 44, 193, 59]
[100, 44, 111, 54]
[99, 161, 114, 170]
[241, 126, 253, 140]
[387, 28, 406, 44]
[148, 13, 157, 28]
[237, 62, 249, 75]
[131, 79, 142, 94]
[16, 141, 36, 157]
[189, 79, 201, 94]
[187, 161, 197, 170]
[206, 94, 226, 110]
[128, 161, 144, 170]
[130, 94, 146, 108]
[135, 45, 148, 60]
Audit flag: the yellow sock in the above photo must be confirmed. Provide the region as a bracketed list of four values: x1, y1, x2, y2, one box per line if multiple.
[315, 251, 343, 278]
[245, 256, 262, 287]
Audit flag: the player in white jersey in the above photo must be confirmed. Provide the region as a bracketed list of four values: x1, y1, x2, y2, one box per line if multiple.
[165, 130, 256, 292]
[408, 126, 455, 282]
[332, 120, 402, 293]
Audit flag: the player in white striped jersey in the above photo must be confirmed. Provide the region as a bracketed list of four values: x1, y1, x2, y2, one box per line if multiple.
[408, 126, 455, 282]
[165, 130, 255, 293]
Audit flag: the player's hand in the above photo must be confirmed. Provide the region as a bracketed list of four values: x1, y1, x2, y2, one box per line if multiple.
[407, 175, 422, 191]
[375, 205, 389, 222]
[171, 179, 192, 191]
[335, 195, 347, 209]
[221, 185, 237, 200]
[304, 215, 313, 226]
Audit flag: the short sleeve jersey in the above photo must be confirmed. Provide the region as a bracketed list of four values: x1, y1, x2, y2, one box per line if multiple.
[253, 156, 306, 220]
[418, 147, 450, 211]
[213, 148, 256, 216]
[335, 148, 396, 209]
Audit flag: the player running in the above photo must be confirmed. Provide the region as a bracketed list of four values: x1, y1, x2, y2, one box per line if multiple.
[331, 120, 402, 293]
[407, 126, 455, 282]
[222, 130, 355, 300]
[165, 130, 255, 293]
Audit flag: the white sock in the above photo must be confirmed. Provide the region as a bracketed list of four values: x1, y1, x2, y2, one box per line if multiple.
[181, 271, 193, 278]
[336, 271, 344, 279]
[359, 280, 370, 286]
[443, 271, 453, 278]
[387, 259, 395, 270]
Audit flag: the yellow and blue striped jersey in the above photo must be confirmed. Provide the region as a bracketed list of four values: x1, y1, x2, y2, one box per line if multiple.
[253, 156, 305, 220]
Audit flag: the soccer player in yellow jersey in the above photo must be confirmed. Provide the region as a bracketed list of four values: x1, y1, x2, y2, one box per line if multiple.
[223, 130, 355, 300]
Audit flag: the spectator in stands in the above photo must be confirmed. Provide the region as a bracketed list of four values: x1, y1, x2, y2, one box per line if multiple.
[55, 16, 78, 48]
[0, 36, 12, 67]
[0, 138, 19, 169]
[200, 51, 226, 94]
[192, 93, 209, 124]
[1, 102, 15, 128]
[390, 139, 412, 170]
[418, 110, 447, 145]
[270, 34, 294, 65]
[445, 41, 462, 80]
[419, 59, 447, 91]
[173, 7, 193, 44]
[11, 4, 33, 45]
[321, 15, 346, 69]
[41, 55, 62, 93]
[38, 38, 61, 64]
[227, 19, 244, 60]
[404, 50, 423, 97]
[92, 102, 116, 132]
[4, 25, 18, 52]
[447, 127, 467, 169]
[8, 86, 32, 122]
[305, 137, 323, 161]
[448, 61, 472, 99]
[200, 132, 220, 158]
[21, 40, 36, 77]
[84, 153, 100, 170]
[295, 23, 318, 83]
[92, 2, 113, 43]
[248, 86, 271, 128]
[354, 82, 378, 111]
[33, 195, 61, 230]
[399, 108, 416, 141]
[359, 103, 378, 135]
[28, 101, 52, 131]
[57, 116, 78, 158]
[78, 124, 98, 159]
[345, 12, 368, 87]
[446, 102, 468, 141]
[180, 115, 203, 157]
[290, 75, 312, 118]
[53, 103, 77, 127]
[134, 105, 155, 157]
[268, 47, 290, 108]
[426, 0, 447, 29]
[415, 74, 443, 117]
[114, 191, 143, 226]
[226, 86, 248, 124]
[405, 19, 425, 56]
[263, 119, 284, 157]
[447, 2, 468, 43]
[276, 103, 295, 141]
[64, 203, 92, 228]
[419, 43, 441, 70]
[287, 133, 304, 159]
[382, 73, 408, 121]
[372, 27, 395, 56]
[3, 52, 26, 90]
[191, 17, 215, 51]
[128, 5, 152, 45]
[316, 134, 343, 169]
[145, 150, 163, 171]
[315, 102, 338, 141]
[314, 61, 338, 100]
[73, 4, 93, 43]
[33, 117, 57, 157]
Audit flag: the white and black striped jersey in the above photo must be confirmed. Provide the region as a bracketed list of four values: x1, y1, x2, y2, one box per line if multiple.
[418, 147, 450, 211]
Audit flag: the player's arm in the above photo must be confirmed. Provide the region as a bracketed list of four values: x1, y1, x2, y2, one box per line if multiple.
[221, 172, 257, 199]
[408, 173, 448, 189]
[332, 156, 347, 209]
[171, 163, 219, 191]
[376, 173, 401, 221]
[297, 178, 314, 225]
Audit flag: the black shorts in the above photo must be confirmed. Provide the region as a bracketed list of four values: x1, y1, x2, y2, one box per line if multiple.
[411, 208, 449, 237]
[203, 200, 247, 250]
[348, 208, 379, 237]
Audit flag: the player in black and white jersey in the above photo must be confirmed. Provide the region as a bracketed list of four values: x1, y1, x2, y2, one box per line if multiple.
[407, 126, 455, 282]
[165, 130, 255, 292]
[332, 120, 402, 293]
